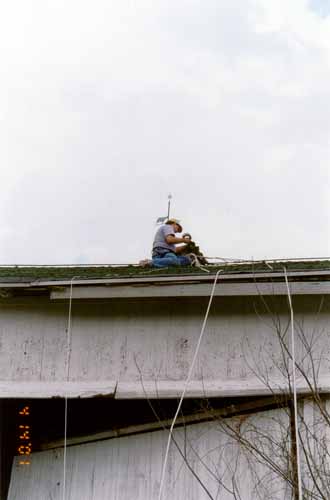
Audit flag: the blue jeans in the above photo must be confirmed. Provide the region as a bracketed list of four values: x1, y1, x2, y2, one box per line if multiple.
[152, 252, 191, 268]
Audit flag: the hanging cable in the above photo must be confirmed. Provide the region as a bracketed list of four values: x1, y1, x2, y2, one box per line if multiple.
[283, 267, 303, 500]
[62, 276, 78, 500]
[157, 270, 222, 500]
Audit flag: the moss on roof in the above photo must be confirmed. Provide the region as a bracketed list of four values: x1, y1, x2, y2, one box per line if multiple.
[0, 260, 329, 282]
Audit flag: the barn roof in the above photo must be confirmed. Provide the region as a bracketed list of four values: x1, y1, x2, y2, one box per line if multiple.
[0, 258, 329, 284]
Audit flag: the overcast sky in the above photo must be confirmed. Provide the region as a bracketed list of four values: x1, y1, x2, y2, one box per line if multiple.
[1, 0, 330, 264]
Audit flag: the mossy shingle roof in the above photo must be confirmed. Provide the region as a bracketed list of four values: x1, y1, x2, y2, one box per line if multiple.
[0, 260, 329, 283]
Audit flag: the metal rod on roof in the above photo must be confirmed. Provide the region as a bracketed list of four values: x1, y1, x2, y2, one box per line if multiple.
[167, 193, 172, 219]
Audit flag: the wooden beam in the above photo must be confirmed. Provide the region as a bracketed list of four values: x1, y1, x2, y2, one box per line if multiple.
[115, 376, 330, 399]
[0, 381, 116, 398]
[51, 281, 330, 300]
[40, 395, 283, 450]
[0, 377, 328, 400]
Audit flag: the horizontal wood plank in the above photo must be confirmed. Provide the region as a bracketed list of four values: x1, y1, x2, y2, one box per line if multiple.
[0, 381, 116, 398]
[51, 281, 330, 300]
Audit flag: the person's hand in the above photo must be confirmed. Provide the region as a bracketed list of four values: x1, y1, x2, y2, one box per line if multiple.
[182, 233, 192, 242]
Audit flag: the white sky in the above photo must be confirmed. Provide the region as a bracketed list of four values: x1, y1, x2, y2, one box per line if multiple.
[0, 0, 329, 264]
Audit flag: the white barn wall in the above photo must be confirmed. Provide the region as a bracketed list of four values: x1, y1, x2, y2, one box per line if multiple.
[0, 296, 329, 390]
[8, 408, 290, 500]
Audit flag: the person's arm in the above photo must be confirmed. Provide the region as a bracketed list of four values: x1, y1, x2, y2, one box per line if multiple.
[165, 234, 191, 245]
[166, 234, 191, 254]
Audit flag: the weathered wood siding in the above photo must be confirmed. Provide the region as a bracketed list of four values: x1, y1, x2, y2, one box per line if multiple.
[299, 397, 330, 497]
[0, 296, 329, 395]
[8, 408, 289, 500]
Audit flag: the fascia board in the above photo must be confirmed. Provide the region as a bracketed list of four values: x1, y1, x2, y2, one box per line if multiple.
[50, 281, 330, 300]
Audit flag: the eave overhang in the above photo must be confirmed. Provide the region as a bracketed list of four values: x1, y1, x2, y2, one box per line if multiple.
[1, 267, 330, 299]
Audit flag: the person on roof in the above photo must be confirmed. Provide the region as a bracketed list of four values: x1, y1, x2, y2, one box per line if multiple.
[140, 218, 193, 268]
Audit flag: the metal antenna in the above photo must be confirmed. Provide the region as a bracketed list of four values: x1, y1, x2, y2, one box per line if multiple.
[156, 194, 173, 225]
[167, 193, 172, 219]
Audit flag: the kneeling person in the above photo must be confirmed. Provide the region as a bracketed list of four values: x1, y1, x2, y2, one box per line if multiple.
[152, 218, 192, 268]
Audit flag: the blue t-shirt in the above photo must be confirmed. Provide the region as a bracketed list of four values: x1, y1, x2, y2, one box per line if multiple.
[152, 225, 176, 255]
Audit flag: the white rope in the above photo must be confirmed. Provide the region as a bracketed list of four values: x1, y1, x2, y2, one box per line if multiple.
[63, 397, 68, 500]
[283, 268, 303, 500]
[62, 276, 77, 500]
[157, 270, 222, 500]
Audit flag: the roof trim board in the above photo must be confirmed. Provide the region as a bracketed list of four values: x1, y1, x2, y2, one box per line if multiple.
[50, 281, 330, 300]
[0, 267, 328, 293]
[0, 268, 330, 288]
